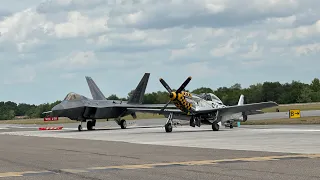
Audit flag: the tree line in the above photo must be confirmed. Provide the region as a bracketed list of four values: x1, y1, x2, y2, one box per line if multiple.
[1, 78, 320, 120]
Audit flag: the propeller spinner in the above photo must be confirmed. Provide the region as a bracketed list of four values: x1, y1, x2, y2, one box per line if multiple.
[159, 76, 192, 113]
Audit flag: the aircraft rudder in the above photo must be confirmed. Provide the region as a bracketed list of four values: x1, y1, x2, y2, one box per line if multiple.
[127, 73, 150, 104]
[237, 94, 244, 105]
[86, 76, 106, 100]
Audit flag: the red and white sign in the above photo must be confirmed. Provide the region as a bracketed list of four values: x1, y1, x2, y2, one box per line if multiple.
[39, 126, 63, 130]
[44, 117, 59, 121]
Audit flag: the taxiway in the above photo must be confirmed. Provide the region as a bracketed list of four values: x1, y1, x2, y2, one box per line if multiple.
[0, 118, 319, 179]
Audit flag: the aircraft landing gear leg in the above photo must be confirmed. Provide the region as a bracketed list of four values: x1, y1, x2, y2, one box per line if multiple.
[190, 116, 195, 127]
[164, 113, 173, 133]
[195, 117, 201, 127]
[212, 111, 220, 131]
[212, 123, 220, 131]
[78, 121, 83, 131]
[92, 119, 96, 130]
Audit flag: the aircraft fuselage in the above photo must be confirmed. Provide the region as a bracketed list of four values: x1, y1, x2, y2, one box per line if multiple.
[51, 99, 135, 121]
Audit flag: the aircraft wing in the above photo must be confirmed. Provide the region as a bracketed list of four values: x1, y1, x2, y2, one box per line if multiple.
[113, 103, 177, 109]
[81, 102, 177, 109]
[194, 101, 278, 115]
[127, 101, 277, 115]
[127, 108, 185, 114]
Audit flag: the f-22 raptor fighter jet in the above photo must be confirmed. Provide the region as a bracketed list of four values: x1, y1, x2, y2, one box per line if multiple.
[129, 76, 278, 133]
[47, 73, 175, 131]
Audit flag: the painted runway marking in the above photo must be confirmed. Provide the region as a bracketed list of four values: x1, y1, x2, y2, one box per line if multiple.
[0, 154, 319, 178]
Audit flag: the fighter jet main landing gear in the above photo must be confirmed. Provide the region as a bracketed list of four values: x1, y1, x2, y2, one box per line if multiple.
[120, 119, 127, 129]
[87, 119, 96, 130]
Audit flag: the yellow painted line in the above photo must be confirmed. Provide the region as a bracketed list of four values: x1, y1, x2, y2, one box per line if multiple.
[0, 154, 320, 178]
[0, 170, 53, 178]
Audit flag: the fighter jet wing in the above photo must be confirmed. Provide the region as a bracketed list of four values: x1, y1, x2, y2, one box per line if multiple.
[127, 108, 185, 114]
[81, 102, 177, 109]
[114, 103, 177, 108]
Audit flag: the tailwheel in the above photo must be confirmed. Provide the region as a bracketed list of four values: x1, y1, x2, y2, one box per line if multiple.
[120, 119, 127, 129]
[212, 123, 220, 131]
[165, 123, 172, 133]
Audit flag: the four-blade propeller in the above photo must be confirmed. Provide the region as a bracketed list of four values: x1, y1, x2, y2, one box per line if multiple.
[159, 76, 192, 113]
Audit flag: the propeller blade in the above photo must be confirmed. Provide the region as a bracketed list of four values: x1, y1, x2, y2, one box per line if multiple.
[159, 78, 172, 93]
[176, 76, 192, 93]
[160, 100, 171, 113]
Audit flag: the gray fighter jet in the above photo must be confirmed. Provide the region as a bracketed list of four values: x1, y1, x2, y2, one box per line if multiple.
[46, 73, 175, 131]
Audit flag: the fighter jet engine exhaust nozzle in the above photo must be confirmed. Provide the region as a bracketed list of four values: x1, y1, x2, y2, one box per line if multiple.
[159, 76, 193, 113]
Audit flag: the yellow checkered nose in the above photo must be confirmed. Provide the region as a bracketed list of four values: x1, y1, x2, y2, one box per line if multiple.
[170, 92, 177, 101]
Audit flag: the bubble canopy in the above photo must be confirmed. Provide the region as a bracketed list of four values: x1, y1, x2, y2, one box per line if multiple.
[63, 92, 88, 101]
[196, 93, 223, 103]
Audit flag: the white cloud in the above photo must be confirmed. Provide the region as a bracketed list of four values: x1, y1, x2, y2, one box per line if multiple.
[2, 65, 36, 85]
[0, 0, 319, 104]
[49, 51, 99, 70]
[210, 38, 239, 57]
[293, 43, 320, 56]
[54, 11, 108, 38]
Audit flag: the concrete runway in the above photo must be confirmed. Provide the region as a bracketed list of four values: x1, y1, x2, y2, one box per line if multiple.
[0, 118, 320, 180]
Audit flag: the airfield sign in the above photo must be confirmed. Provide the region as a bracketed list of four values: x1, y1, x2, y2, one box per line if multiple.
[289, 109, 301, 118]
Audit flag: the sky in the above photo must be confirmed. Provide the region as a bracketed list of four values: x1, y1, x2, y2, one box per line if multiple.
[0, 0, 319, 105]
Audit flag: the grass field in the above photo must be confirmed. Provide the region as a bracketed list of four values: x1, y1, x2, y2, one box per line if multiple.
[1, 103, 320, 125]
[262, 103, 320, 112]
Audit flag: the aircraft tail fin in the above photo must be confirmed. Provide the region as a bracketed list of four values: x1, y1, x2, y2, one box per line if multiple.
[85, 76, 106, 100]
[127, 73, 150, 104]
[237, 94, 245, 105]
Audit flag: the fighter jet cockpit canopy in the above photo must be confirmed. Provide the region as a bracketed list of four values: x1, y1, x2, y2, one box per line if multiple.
[63, 92, 88, 101]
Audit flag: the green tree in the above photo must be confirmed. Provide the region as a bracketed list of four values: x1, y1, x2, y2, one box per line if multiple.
[107, 94, 120, 100]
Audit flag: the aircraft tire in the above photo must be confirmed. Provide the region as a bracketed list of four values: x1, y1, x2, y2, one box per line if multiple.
[78, 125, 82, 131]
[120, 119, 127, 129]
[165, 123, 172, 133]
[212, 123, 219, 131]
[87, 121, 93, 130]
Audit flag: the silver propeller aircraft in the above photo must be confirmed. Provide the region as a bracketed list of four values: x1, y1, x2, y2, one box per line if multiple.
[45, 73, 175, 131]
[129, 76, 278, 133]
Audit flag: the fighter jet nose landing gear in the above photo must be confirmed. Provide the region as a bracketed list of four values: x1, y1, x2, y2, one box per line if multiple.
[77, 119, 96, 131]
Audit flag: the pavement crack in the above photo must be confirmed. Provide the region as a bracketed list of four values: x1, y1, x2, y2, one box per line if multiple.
[54, 148, 141, 160]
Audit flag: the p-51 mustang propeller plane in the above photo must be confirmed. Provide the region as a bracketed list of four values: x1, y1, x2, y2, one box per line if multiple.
[129, 76, 278, 133]
[43, 73, 176, 131]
